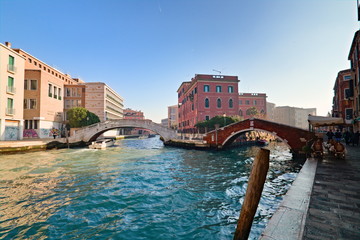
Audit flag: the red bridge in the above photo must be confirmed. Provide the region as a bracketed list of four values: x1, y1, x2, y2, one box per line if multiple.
[203, 118, 315, 155]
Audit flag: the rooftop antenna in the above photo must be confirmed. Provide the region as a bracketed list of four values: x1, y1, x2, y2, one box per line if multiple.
[212, 69, 221, 75]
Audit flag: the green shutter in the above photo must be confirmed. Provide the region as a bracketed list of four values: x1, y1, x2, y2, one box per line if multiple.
[7, 98, 13, 109]
[8, 55, 14, 66]
[8, 77, 14, 87]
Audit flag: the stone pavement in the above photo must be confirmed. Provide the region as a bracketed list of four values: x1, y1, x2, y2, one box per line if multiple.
[303, 145, 360, 240]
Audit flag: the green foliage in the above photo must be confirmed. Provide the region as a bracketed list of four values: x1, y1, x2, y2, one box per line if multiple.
[195, 115, 240, 130]
[246, 107, 258, 117]
[67, 107, 100, 128]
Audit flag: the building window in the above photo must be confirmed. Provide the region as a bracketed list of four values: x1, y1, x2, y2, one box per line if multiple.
[239, 109, 243, 116]
[48, 84, 52, 97]
[66, 88, 71, 97]
[24, 79, 28, 90]
[30, 99, 37, 109]
[229, 99, 233, 108]
[216, 86, 222, 93]
[345, 108, 353, 120]
[205, 116, 210, 121]
[245, 100, 250, 105]
[7, 76, 15, 93]
[7, 98, 14, 115]
[205, 98, 209, 108]
[54, 86, 57, 98]
[239, 100, 242, 105]
[28, 58, 32, 63]
[344, 75, 351, 81]
[30, 80, 37, 90]
[228, 86, 234, 93]
[217, 98, 222, 108]
[254, 100, 257, 105]
[24, 120, 39, 129]
[194, 87, 197, 94]
[204, 85, 210, 92]
[24, 99, 28, 109]
[8, 55, 15, 72]
[58, 88, 62, 100]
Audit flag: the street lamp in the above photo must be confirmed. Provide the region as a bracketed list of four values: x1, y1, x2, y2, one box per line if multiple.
[223, 113, 226, 127]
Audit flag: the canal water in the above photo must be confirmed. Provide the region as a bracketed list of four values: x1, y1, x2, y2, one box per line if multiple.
[0, 137, 304, 240]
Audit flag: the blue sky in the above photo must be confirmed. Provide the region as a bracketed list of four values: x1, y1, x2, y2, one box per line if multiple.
[0, 0, 358, 123]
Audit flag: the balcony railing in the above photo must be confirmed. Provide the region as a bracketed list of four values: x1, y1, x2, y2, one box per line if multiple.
[7, 64, 16, 73]
[6, 86, 16, 94]
[49, 93, 52, 97]
[6, 108, 15, 115]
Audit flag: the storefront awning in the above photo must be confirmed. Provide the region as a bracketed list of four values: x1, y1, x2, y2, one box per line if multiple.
[308, 116, 344, 127]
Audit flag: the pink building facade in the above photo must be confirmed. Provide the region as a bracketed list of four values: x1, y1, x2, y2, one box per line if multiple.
[177, 74, 239, 132]
[238, 93, 267, 120]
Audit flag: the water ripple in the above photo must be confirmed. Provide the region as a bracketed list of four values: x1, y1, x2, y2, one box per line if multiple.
[0, 138, 303, 240]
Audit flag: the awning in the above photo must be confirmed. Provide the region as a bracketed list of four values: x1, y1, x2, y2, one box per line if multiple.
[308, 116, 344, 127]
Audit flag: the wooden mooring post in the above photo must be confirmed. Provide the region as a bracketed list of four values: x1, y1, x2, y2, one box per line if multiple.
[233, 148, 270, 240]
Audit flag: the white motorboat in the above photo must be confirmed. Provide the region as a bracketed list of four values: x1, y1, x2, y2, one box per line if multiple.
[88, 139, 115, 150]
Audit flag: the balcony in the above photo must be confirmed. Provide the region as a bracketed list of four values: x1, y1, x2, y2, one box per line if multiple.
[6, 86, 16, 94]
[7, 64, 16, 73]
[6, 108, 15, 115]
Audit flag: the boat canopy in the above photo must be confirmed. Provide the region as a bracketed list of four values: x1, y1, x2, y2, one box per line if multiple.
[308, 115, 344, 127]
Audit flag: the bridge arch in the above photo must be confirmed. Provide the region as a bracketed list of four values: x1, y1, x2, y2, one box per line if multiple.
[203, 118, 315, 154]
[221, 128, 291, 149]
[67, 119, 178, 143]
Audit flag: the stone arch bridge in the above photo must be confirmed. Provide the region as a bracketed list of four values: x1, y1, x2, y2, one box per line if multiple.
[203, 118, 316, 154]
[67, 119, 178, 143]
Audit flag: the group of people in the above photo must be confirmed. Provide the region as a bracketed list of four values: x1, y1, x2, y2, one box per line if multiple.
[326, 129, 360, 146]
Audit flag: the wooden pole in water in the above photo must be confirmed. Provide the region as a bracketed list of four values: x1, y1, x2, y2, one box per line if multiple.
[233, 148, 270, 240]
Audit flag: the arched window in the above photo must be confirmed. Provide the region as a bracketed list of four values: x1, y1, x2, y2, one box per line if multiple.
[229, 99, 233, 108]
[217, 98, 221, 108]
[205, 98, 209, 108]
[239, 109, 243, 116]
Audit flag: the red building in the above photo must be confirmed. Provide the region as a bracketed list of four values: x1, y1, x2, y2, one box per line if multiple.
[177, 74, 239, 132]
[123, 108, 144, 120]
[332, 69, 354, 124]
[238, 93, 267, 120]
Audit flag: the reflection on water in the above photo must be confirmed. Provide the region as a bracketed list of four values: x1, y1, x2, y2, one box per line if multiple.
[0, 137, 303, 239]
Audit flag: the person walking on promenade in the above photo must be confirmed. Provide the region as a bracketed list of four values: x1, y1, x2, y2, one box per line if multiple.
[344, 130, 351, 145]
[326, 129, 334, 141]
[334, 129, 342, 142]
[353, 131, 360, 146]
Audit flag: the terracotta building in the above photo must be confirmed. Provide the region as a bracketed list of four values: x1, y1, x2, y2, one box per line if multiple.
[238, 93, 267, 120]
[11, 46, 82, 138]
[177, 74, 239, 132]
[348, 30, 360, 130]
[63, 83, 86, 120]
[332, 69, 354, 125]
[123, 108, 144, 120]
[0, 42, 25, 140]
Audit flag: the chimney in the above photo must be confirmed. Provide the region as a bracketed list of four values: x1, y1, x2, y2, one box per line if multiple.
[5, 42, 11, 48]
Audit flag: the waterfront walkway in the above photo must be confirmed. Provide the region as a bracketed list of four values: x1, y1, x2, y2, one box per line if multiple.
[303, 145, 360, 239]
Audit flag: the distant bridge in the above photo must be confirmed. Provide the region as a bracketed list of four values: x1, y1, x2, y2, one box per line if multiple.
[67, 119, 178, 143]
[203, 118, 315, 154]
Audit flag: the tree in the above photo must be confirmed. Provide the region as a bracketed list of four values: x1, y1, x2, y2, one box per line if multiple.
[195, 115, 240, 132]
[246, 107, 258, 117]
[67, 107, 100, 128]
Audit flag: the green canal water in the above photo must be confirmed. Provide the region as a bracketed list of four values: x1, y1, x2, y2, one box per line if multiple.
[0, 137, 304, 240]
